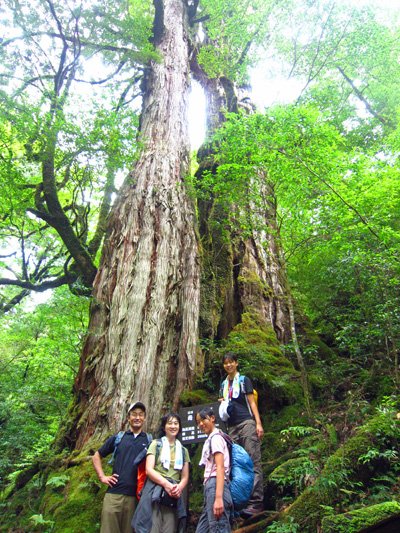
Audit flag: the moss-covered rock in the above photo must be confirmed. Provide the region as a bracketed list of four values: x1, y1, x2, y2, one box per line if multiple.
[269, 456, 320, 494]
[301, 327, 338, 363]
[307, 368, 330, 395]
[180, 389, 213, 406]
[1, 452, 105, 532]
[1, 471, 46, 531]
[280, 410, 399, 532]
[41, 459, 104, 532]
[268, 404, 311, 434]
[224, 312, 302, 404]
[321, 501, 400, 532]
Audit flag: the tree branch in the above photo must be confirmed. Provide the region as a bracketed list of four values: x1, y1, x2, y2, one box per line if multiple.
[87, 162, 116, 257]
[296, 11, 350, 100]
[75, 59, 128, 85]
[27, 207, 56, 225]
[0, 274, 74, 291]
[337, 66, 394, 128]
[0, 289, 31, 314]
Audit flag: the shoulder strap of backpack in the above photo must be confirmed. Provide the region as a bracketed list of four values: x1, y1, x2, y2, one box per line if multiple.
[239, 375, 255, 417]
[132, 433, 153, 466]
[208, 431, 232, 481]
[209, 431, 232, 454]
[155, 438, 162, 462]
[108, 431, 125, 465]
[155, 438, 186, 465]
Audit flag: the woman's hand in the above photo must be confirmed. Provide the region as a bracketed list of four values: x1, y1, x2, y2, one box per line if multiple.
[213, 496, 224, 519]
[163, 480, 176, 496]
[247, 393, 264, 440]
[170, 482, 183, 498]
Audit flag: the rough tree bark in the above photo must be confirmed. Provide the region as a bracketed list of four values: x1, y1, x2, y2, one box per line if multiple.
[237, 178, 291, 345]
[68, 0, 200, 448]
[192, 69, 291, 344]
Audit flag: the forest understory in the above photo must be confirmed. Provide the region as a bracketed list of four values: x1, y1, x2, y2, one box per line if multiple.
[1, 308, 399, 532]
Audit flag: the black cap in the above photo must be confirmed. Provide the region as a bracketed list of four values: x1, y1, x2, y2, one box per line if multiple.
[128, 401, 146, 414]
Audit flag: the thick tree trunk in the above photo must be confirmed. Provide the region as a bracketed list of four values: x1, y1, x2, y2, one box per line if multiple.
[235, 210, 291, 344]
[194, 74, 291, 343]
[68, 0, 199, 448]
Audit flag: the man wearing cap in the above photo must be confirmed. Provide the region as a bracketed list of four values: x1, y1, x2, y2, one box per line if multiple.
[92, 402, 150, 533]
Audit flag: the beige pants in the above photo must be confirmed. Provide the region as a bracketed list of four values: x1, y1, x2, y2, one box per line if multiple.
[100, 493, 137, 533]
[150, 503, 178, 533]
[228, 419, 264, 510]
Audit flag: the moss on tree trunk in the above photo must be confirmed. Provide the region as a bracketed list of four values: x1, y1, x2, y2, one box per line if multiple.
[321, 501, 400, 533]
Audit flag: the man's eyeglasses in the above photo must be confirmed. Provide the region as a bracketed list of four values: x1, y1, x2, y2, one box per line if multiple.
[130, 411, 145, 418]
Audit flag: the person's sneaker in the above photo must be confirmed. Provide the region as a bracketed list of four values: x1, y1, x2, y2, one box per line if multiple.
[240, 506, 263, 518]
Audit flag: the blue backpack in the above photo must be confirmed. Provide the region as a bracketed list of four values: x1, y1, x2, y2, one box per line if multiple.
[210, 431, 254, 510]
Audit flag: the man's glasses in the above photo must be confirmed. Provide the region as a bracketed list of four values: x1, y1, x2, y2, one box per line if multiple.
[130, 411, 145, 418]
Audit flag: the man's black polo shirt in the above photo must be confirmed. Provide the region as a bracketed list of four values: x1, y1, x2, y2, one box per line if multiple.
[98, 431, 149, 496]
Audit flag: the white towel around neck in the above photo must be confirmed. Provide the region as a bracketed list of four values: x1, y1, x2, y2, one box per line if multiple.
[159, 436, 184, 470]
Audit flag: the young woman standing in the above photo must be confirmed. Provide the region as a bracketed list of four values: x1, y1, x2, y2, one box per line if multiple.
[132, 413, 190, 533]
[196, 407, 233, 533]
[219, 352, 264, 516]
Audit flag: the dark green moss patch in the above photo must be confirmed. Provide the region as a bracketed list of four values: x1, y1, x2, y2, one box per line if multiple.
[224, 312, 302, 404]
[180, 389, 213, 406]
[280, 410, 399, 531]
[43, 460, 104, 532]
[321, 501, 400, 533]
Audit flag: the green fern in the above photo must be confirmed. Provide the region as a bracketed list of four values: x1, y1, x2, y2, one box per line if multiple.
[29, 514, 54, 530]
[267, 517, 300, 532]
[45, 474, 70, 488]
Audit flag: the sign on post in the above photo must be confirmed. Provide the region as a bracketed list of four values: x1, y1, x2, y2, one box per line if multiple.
[179, 402, 227, 444]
